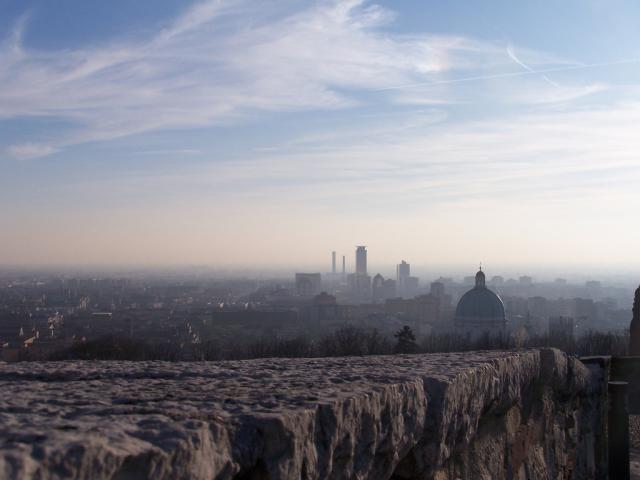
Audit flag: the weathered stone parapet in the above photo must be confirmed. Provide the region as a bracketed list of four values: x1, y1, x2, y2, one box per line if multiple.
[0, 350, 605, 479]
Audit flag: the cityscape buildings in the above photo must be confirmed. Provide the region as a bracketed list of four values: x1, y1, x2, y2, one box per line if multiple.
[0, 248, 635, 362]
[295, 273, 322, 297]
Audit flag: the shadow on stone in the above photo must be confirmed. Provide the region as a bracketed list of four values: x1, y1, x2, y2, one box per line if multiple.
[232, 460, 270, 480]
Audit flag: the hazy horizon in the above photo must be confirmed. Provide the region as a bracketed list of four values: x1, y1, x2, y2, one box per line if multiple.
[1, 260, 638, 285]
[2, 0, 640, 268]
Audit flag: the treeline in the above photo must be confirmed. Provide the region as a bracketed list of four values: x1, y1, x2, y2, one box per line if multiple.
[47, 326, 630, 361]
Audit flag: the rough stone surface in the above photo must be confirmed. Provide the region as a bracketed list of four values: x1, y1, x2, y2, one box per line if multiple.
[0, 349, 604, 479]
[631, 448, 640, 480]
[631, 416, 640, 450]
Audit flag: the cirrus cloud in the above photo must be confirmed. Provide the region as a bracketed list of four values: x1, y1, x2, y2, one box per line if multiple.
[0, 0, 594, 159]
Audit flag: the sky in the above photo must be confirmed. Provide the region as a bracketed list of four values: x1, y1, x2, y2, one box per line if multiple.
[1, 0, 640, 272]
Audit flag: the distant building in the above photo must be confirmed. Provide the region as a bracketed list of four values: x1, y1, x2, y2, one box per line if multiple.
[295, 273, 322, 296]
[548, 316, 575, 341]
[519, 276, 533, 287]
[385, 294, 442, 336]
[346, 246, 371, 300]
[347, 273, 371, 301]
[372, 274, 384, 301]
[571, 298, 596, 325]
[372, 274, 397, 302]
[585, 280, 602, 292]
[397, 260, 410, 296]
[405, 276, 420, 297]
[308, 292, 341, 327]
[430, 281, 445, 298]
[331, 252, 336, 274]
[397, 260, 410, 279]
[528, 296, 549, 319]
[489, 276, 504, 286]
[383, 279, 397, 299]
[355, 246, 367, 275]
[206, 308, 300, 339]
[455, 269, 506, 338]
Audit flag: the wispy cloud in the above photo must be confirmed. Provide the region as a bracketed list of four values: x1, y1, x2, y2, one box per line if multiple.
[506, 44, 561, 87]
[137, 149, 202, 156]
[0, 0, 601, 159]
[376, 58, 638, 91]
[2, 1, 639, 266]
[5, 143, 57, 160]
[230, 103, 640, 204]
[42, 102, 640, 208]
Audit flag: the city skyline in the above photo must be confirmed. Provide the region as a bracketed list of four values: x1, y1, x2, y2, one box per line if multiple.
[2, 0, 640, 268]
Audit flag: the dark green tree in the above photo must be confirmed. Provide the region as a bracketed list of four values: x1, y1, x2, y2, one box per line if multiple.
[394, 325, 418, 354]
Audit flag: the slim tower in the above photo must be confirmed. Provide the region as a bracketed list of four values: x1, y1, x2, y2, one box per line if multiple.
[396, 260, 410, 282]
[355, 246, 367, 275]
[331, 251, 336, 274]
[397, 260, 410, 296]
[342, 255, 346, 276]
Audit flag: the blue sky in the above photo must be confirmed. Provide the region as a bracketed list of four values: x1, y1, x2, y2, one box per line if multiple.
[1, 0, 640, 269]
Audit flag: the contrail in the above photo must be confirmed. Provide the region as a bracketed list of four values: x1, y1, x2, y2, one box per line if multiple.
[375, 58, 640, 91]
[506, 44, 560, 87]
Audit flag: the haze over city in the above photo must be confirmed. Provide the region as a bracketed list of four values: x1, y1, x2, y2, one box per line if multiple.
[1, 0, 639, 270]
[4, 2, 640, 478]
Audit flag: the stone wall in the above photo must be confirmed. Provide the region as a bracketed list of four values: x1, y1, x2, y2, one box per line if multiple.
[0, 349, 606, 479]
[610, 356, 640, 414]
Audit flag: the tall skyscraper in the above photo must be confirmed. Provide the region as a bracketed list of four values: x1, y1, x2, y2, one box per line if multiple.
[397, 260, 410, 296]
[397, 260, 410, 282]
[355, 246, 367, 275]
[342, 255, 346, 276]
[331, 251, 336, 274]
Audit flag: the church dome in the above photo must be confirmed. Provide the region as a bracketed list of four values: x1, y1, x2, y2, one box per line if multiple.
[455, 269, 505, 321]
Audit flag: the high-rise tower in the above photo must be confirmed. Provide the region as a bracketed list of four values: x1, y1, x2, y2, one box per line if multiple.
[331, 251, 336, 274]
[397, 260, 410, 296]
[397, 260, 410, 282]
[355, 246, 367, 275]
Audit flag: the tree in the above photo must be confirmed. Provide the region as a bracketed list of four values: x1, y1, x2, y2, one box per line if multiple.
[394, 325, 418, 354]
